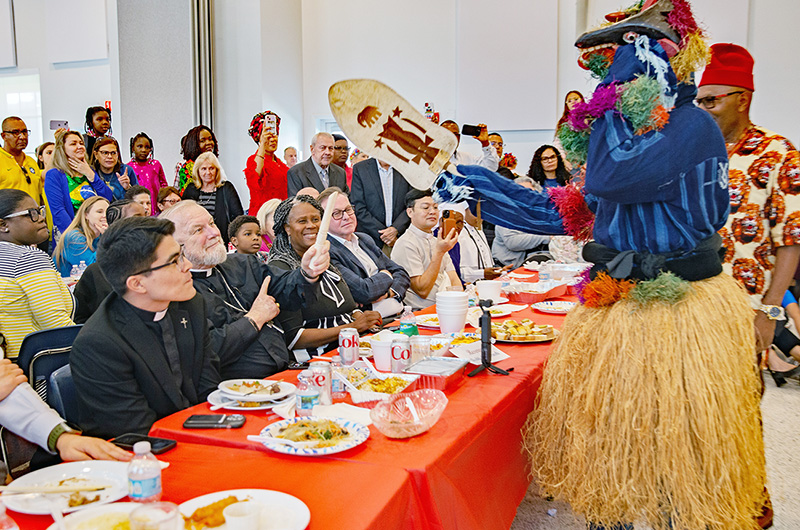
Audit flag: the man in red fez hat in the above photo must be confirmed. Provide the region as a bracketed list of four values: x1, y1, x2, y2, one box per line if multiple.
[698, 44, 800, 386]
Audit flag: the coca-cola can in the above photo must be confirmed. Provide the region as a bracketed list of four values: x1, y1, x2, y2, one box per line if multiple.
[309, 358, 332, 405]
[390, 336, 412, 373]
[338, 328, 360, 366]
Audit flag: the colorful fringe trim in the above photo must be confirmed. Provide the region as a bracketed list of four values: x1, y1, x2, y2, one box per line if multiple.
[548, 185, 594, 241]
[577, 271, 692, 308]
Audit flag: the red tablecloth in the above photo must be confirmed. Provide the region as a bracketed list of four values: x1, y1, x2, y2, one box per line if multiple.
[10, 442, 423, 530]
[149, 295, 572, 530]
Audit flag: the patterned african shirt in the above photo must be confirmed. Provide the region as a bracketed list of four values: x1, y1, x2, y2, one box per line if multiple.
[720, 124, 800, 303]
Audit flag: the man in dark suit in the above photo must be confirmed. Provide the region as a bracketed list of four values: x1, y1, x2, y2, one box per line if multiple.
[350, 158, 411, 249]
[70, 217, 221, 438]
[162, 201, 329, 379]
[287, 132, 348, 196]
[319, 188, 410, 318]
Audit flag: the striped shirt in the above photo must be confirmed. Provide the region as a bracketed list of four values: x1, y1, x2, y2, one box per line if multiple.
[0, 242, 75, 358]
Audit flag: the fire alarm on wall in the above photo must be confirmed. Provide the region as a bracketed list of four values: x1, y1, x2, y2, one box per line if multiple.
[104, 100, 112, 111]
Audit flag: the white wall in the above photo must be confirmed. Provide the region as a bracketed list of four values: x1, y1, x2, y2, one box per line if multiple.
[1, 0, 115, 154]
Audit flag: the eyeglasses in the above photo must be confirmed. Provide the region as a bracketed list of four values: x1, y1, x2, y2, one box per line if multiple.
[331, 206, 355, 220]
[694, 91, 745, 109]
[2, 129, 30, 137]
[333, 146, 349, 151]
[541, 155, 558, 162]
[98, 150, 118, 157]
[131, 245, 186, 276]
[3, 205, 46, 222]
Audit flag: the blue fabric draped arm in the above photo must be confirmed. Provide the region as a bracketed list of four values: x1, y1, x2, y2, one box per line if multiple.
[433, 164, 565, 236]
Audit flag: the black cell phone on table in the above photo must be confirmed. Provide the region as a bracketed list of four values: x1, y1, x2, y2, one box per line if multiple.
[182, 414, 246, 429]
[111, 433, 177, 454]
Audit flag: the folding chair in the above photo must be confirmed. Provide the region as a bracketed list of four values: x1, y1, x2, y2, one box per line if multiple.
[16, 325, 82, 402]
[49, 364, 80, 425]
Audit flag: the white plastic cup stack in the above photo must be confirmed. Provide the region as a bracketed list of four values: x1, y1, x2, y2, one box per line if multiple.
[436, 291, 469, 334]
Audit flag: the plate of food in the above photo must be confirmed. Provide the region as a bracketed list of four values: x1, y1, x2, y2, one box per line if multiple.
[490, 319, 557, 343]
[256, 417, 370, 456]
[180, 489, 310, 530]
[532, 301, 577, 314]
[217, 379, 296, 402]
[2, 461, 128, 515]
[45, 502, 139, 530]
[416, 314, 441, 329]
[487, 306, 513, 318]
[207, 389, 293, 411]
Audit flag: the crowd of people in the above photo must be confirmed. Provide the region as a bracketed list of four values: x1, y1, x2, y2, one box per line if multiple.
[0, 101, 586, 461]
[0, 20, 798, 527]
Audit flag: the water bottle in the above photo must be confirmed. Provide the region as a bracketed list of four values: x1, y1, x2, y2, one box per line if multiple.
[331, 355, 346, 399]
[78, 260, 88, 275]
[128, 441, 162, 503]
[538, 263, 551, 282]
[398, 306, 419, 336]
[70, 264, 81, 281]
[295, 370, 319, 416]
[0, 502, 19, 530]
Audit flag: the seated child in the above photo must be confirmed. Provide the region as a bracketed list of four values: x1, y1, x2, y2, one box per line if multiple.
[228, 215, 265, 260]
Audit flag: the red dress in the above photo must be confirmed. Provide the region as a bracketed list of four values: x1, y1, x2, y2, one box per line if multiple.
[244, 153, 288, 214]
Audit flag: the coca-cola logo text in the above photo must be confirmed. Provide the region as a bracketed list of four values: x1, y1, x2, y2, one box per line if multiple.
[340, 335, 359, 348]
[391, 345, 411, 360]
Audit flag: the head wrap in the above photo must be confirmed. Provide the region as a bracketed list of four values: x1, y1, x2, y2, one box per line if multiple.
[248, 111, 281, 144]
[698, 43, 755, 91]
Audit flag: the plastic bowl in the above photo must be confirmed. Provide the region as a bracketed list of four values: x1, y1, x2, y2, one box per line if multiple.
[370, 389, 448, 439]
[428, 335, 453, 355]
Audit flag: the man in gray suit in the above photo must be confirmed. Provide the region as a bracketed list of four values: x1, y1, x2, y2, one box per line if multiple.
[350, 158, 411, 249]
[287, 132, 348, 196]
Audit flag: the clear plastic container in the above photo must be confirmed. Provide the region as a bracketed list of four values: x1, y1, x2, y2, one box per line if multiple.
[70, 264, 81, 281]
[128, 441, 162, 503]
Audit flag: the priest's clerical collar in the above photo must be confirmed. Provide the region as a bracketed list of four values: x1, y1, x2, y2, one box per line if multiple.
[190, 268, 213, 277]
[153, 308, 168, 322]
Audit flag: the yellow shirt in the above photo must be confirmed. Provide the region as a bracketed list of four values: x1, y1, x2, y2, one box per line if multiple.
[0, 147, 44, 202]
[0, 242, 74, 358]
[0, 147, 54, 239]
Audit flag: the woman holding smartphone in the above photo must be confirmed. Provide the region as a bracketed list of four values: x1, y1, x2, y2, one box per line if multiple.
[244, 111, 289, 216]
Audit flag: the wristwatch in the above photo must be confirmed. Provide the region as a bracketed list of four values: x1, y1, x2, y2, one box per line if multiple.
[757, 304, 786, 321]
[47, 422, 80, 453]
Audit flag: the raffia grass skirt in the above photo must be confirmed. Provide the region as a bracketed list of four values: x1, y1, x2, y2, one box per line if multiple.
[524, 273, 766, 530]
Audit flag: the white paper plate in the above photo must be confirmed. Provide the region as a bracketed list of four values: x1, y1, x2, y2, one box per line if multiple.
[180, 489, 310, 530]
[45, 502, 139, 530]
[487, 307, 512, 318]
[2, 461, 128, 515]
[257, 417, 370, 456]
[416, 315, 441, 329]
[217, 379, 296, 402]
[532, 301, 577, 314]
[207, 389, 293, 411]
